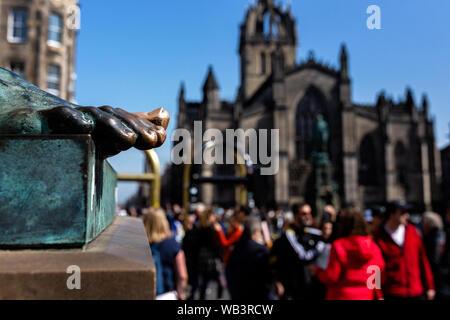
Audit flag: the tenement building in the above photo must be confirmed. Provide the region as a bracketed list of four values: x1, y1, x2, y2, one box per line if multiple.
[0, 0, 79, 101]
[169, 0, 442, 213]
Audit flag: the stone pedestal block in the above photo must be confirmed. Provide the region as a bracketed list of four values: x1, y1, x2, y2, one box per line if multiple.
[0, 216, 156, 300]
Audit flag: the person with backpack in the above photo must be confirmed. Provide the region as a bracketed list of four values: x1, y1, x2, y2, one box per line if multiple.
[144, 208, 188, 300]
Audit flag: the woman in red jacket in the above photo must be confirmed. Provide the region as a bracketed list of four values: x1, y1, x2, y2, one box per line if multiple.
[313, 209, 385, 300]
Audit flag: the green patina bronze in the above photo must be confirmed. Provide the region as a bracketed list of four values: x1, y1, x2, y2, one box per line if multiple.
[0, 68, 78, 135]
[0, 68, 169, 248]
[0, 135, 117, 247]
[312, 114, 340, 218]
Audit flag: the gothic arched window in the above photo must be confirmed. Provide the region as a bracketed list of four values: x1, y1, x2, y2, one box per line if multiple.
[295, 87, 327, 160]
[359, 135, 378, 186]
[394, 142, 407, 187]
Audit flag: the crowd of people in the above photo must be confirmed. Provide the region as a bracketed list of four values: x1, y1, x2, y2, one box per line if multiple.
[139, 200, 450, 300]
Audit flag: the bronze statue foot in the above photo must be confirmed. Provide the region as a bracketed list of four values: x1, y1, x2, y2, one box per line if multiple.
[38, 106, 169, 157]
[0, 67, 169, 158]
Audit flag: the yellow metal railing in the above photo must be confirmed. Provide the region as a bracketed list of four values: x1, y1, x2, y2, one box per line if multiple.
[182, 149, 247, 214]
[117, 149, 161, 208]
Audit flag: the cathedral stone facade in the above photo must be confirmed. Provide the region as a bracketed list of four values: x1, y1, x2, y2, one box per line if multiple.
[169, 0, 442, 213]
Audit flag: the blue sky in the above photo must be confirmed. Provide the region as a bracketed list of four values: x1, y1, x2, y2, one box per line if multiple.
[75, 0, 450, 203]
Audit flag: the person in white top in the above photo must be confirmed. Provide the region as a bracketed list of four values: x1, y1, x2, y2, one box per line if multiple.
[384, 220, 406, 247]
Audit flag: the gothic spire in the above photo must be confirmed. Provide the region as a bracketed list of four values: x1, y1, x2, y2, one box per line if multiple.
[422, 93, 429, 115]
[405, 87, 415, 108]
[376, 91, 386, 107]
[340, 43, 349, 80]
[179, 82, 185, 98]
[178, 81, 185, 105]
[203, 65, 219, 92]
[308, 50, 315, 62]
[260, 0, 275, 8]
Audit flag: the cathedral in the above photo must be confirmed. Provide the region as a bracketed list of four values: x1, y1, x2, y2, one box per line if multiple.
[167, 0, 442, 213]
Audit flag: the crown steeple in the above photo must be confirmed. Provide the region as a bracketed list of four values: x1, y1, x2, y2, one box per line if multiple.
[239, 0, 297, 101]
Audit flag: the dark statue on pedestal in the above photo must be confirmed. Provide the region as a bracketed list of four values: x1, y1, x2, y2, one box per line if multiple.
[312, 114, 340, 218]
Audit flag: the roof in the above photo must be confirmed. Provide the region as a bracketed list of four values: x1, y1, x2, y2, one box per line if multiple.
[285, 58, 339, 77]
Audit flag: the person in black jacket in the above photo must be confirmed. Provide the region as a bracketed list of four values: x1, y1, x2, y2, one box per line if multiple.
[226, 216, 274, 300]
[270, 203, 326, 300]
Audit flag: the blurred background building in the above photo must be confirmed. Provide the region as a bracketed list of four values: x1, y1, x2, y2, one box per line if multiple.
[167, 0, 443, 213]
[442, 140, 450, 209]
[0, 0, 79, 101]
